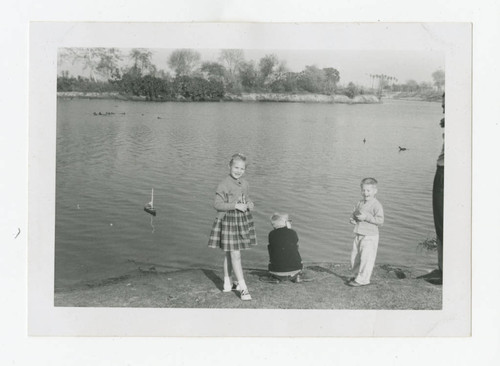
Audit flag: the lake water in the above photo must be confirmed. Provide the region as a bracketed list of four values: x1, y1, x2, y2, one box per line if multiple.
[55, 98, 443, 291]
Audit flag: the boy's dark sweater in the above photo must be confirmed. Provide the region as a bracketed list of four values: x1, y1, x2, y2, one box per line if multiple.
[268, 227, 303, 272]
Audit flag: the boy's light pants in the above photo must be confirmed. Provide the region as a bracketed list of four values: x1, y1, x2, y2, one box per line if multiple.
[351, 234, 379, 285]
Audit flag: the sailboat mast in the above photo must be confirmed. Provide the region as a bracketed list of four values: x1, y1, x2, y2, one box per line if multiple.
[151, 188, 154, 206]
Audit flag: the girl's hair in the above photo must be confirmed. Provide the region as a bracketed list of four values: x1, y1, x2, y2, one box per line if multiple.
[360, 177, 378, 186]
[229, 153, 247, 166]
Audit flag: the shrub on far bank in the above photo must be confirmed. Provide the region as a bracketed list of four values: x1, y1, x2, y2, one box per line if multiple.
[336, 82, 368, 99]
[173, 76, 225, 101]
[418, 236, 438, 252]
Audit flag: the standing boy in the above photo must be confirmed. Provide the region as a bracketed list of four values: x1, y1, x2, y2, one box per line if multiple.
[348, 178, 384, 287]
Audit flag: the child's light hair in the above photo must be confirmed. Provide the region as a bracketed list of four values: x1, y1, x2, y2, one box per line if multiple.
[270, 212, 288, 228]
[360, 177, 378, 187]
[229, 153, 247, 166]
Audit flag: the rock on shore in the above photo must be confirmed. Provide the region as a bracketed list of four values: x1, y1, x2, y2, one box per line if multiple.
[55, 263, 441, 309]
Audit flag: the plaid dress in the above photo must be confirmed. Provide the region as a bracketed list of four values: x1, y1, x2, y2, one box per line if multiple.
[208, 210, 257, 251]
[208, 175, 258, 251]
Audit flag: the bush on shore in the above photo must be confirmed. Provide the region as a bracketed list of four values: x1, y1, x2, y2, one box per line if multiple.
[336, 82, 366, 99]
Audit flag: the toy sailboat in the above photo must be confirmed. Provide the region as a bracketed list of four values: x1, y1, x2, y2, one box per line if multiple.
[144, 188, 157, 216]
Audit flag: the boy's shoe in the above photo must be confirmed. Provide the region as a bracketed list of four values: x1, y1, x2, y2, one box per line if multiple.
[417, 269, 442, 280]
[417, 269, 442, 285]
[240, 288, 252, 301]
[348, 280, 368, 287]
[427, 277, 443, 285]
[223, 282, 240, 292]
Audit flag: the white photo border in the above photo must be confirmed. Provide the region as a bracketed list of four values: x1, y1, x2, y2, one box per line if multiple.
[28, 22, 471, 336]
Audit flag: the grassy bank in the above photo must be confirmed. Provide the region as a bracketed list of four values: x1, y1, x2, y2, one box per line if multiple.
[55, 263, 441, 309]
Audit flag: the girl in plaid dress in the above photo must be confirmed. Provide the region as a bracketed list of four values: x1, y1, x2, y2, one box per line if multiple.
[208, 153, 257, 300]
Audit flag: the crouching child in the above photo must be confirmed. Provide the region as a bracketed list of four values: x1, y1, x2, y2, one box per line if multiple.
[267, 213, 305, 283]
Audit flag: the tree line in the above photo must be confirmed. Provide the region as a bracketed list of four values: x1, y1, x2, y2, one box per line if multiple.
[57, 48, 343, 101]
[57, 48, 444, 101]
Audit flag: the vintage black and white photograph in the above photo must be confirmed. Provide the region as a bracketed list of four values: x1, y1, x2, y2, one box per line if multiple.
[28, 22, 471, 336]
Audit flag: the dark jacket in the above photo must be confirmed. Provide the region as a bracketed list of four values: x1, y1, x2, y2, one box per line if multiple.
[268, 227, 303, 272]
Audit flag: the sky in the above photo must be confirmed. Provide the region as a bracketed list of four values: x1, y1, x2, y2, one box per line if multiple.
[59, 48, 444, 87]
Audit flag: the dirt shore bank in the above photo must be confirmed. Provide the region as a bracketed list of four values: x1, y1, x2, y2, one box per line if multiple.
[55, 263, 441, 309]
[57, 92, 381, 104]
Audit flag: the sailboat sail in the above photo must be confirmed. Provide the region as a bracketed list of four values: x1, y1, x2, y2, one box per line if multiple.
[144, 188, 156, 216]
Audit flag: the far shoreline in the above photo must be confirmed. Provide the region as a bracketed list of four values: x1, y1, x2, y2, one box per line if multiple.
[57, 91, 382, 104]
[57, 91, 442, 104]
